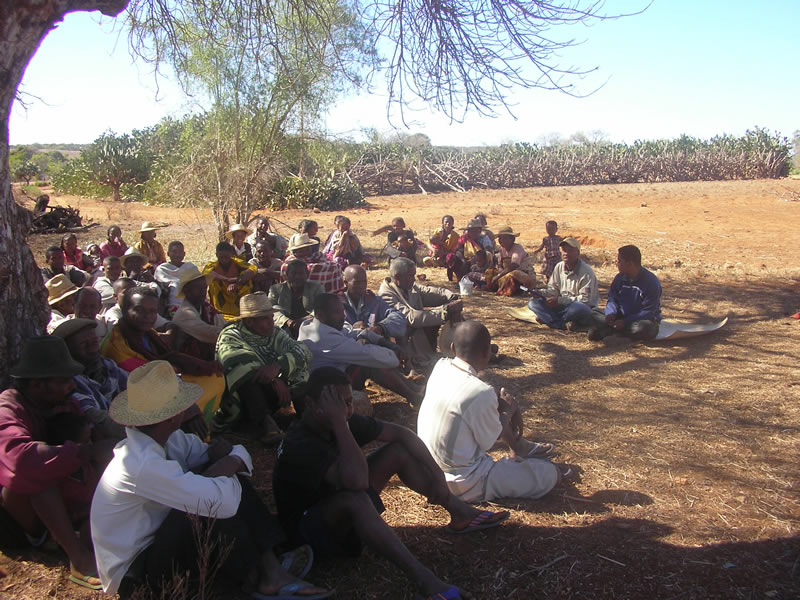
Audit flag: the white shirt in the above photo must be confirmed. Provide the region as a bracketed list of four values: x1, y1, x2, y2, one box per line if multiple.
[298, 318, 399, 372]
[172, 299, 226, 345]
[417, 357, 502, 498]
[154, 262, 197, 312]
[93, 276, 116, 311]
[90, 428, 253, 594]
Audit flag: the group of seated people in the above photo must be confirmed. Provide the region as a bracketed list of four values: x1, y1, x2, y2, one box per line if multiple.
[0, 211, 663, 599]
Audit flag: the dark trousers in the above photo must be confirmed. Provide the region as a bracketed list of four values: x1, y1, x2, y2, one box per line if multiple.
[590, 313, 659, 341]
[119, 476, 284, 599]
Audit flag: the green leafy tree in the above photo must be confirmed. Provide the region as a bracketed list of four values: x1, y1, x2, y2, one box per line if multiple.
[12, 159, 38, 184]
[79, 130, 151, 202]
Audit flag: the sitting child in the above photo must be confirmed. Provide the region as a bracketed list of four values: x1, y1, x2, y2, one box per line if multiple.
[423, 215, 460, 274]
[385, 217, 419, 264]
[325, 217, 370, 268]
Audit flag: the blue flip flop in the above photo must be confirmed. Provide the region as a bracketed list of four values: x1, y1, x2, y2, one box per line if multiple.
[446, 509, 510, 534]
[279, 544, 314, 579]
[416, 585, 462, 600]
[252, 580, 334, 600]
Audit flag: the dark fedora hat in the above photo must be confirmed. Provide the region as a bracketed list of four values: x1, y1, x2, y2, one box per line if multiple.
[9, 336, 84, 379]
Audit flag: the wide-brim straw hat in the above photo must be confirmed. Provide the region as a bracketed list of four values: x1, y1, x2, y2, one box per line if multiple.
[139, 221, 160, 232]
[287, 233, 317, 252]
[10, 336, 84, 379]
[51, 317, 97, 339]
[46, 274, 79, 305]
[225, 223, 252, 239]
[464, 218, 483, 230]
[236, 291, 273, 320]
[121, 247, 147, 268]
[495, 225, 519, 238]
[176, 266, 208, 299]
[110, 361, 203, 427]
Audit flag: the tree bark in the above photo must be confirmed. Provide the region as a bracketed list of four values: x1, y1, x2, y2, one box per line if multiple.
[0, 0, 128, 387]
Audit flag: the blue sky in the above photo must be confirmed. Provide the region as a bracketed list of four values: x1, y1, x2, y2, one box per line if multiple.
[9, 0, 799, 147]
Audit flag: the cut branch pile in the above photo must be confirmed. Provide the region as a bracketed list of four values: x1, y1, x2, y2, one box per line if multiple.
[30, 205, 89, 233]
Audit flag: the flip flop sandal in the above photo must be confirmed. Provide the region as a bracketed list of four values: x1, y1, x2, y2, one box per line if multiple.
[446, 510, 510, 534]
[252, 579, 334, 599]
[279, 544, 314, 579]
[69, 565, 102, 590]
[520, 442, 557, 459]
[415, 584, 463, 600]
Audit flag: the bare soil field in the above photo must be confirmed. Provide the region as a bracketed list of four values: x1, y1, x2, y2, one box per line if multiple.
[3, 178, 800, 599]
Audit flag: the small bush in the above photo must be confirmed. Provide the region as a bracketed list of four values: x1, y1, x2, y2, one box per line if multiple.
[267, 174, 364, 211]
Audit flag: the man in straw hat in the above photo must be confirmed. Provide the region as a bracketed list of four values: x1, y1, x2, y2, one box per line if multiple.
[282, 233, 345, 295]
[526, 237, 599, 331]
[52, 318, 127, 440]
[273, 367, 509, 600]
[418, 321, 565, 505]
[226, 223, 254, 261]
[90, 361, 331, 599]
[216, 292, 312, 444]
[155, 240, 197, 317]
[171, 265, 226, 358]
[121, 247, 158, 285]
[133, 221, 166, 266]
[203, 241, 257, 320]
[485, 225, 537, 296]
[0, 336, 118, 589]
[45, 273, 80, 333]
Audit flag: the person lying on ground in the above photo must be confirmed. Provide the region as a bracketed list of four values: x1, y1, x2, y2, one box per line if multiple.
[216, 292, 312, 445]
[0, 337, 118, 590]
[273, 367, 510, 600]
[298, 294, 423, 407]
[52, 318, 127, 440]
[418, 321, 565, 503]
[340, 265, 407, 343]
[527, 237, 599, 331]
[249, 239, 283, 292]
[46, 274, 80, 333]
[486, 225, 537, 296]
[269, 260, 324, 339]
[41, 245, 88, 287]
[91, 361, 331, 599]
[154, 241, 197, 318]
[171, 266, 226, 361]
[93, 256, 123, 312]
[99, 225, 127, 260]
[133, 222, 166, 267]
[281, 233, 345, 295]
[203, 241, 257, 321]
[378, 257, 463, 371]
[102, 286, 222, 436]
[588, 244, 662, 342]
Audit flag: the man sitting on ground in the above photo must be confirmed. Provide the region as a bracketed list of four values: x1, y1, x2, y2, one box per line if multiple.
[41, 245, 88, 287]
[216, 292, 312, 444]
[46, 274, 80, 333]
[52, 318, 127, 440]
[273, 367, 509, 600]
[269, 260, 324, 339]
[589, 244, 662, 342]
[91, 361, 330, 599]
[104, 278, 170, 330]
[171, 266, 226, 360]
[378, 257, 462, 370]
[298, 294, 423, 406]
[93, 256, 123, 312]
[527, 237, 598, 331]
[154, 240, 197, 317]
[250, 238, 283, 292]
[418, 321, 563, 503]
[73, 286, 111, 340]
[341, 265, 406, 343]
[203, 242, 257, 321]
[0, 337, 117, 590]
[281, 233, 345, 295]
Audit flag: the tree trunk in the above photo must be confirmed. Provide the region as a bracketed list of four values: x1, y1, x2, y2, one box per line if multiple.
[112, 182, 122, 203]
[0, 0, 128, 387]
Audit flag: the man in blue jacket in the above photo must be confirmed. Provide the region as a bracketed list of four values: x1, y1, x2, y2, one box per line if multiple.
[589, 245, 662, 341]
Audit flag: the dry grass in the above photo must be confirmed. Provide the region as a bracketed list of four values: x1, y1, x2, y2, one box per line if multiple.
[7, 179, 800, 599]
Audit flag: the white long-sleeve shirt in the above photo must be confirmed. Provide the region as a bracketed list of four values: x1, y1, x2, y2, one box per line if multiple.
[545, 259, 599, 307]
[298, 318, 399, 373]
[90, 428, 253, 594]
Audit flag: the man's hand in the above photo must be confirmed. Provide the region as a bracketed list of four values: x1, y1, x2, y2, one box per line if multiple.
[317, 384, 349, 429]
[272, 378, 292, 408]
[446, 299, 463, 314]
[613, 318, 626, 331]
[226, 282, 240, 295]
[546, 296, 559, 308]
[252, 363, 281, 385]
[206, 438, 233, 463]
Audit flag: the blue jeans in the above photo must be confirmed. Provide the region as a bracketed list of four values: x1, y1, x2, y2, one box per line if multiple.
[528, 298, 594, 330]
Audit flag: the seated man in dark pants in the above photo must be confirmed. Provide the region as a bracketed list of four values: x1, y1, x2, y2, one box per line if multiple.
[269, 259, 324, 339]
[589, 244, 662, 342]
[216, 292, 312, 444]
[273, 367, 510, 600]
[91, 361, 330, 599]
